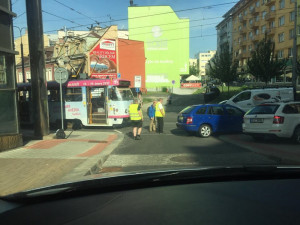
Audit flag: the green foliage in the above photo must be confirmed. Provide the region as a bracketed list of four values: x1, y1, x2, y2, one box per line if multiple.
[208, 43, 238, 93]
[247, 37, 287, 84]
[189, 65, 199, 76]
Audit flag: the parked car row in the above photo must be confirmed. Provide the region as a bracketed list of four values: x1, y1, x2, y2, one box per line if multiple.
[176, 87, 300, 144]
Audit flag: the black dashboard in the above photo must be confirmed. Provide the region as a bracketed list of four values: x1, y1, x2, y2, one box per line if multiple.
[1, 178, 300, 225]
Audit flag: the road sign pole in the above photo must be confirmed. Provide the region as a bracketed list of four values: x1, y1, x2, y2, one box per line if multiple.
[59, 72, 64, 130]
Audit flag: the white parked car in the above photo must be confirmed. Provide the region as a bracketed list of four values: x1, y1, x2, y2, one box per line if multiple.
[243, 102, 300, 143]
[223, 87, 294, 112]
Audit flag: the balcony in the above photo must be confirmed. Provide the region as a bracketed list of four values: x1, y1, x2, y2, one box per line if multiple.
[265, 0, 275, 6]
[250, 21, 259, 29]
[265, 12, 276, 21]
[239, 16, 246, 22]
[250, 8, 259, 15]
[251, 35, 261, 42]
[239, 27, 247, 34]
[267, 28, 276, 36]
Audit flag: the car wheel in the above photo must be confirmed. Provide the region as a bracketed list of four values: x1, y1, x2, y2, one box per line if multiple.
[293, 127, 300, 144]
[199, 124, 212, 138]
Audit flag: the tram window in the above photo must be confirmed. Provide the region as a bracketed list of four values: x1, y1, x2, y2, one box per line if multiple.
[108, 87, 120, 100]
[118, 88, 134, 100]
[48, 90, 60, 102]
[65, 88, 82, 102]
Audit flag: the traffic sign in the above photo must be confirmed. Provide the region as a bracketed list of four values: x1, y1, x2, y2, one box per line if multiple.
[54, 67, 68, 84]
[117, 73, 121, 78]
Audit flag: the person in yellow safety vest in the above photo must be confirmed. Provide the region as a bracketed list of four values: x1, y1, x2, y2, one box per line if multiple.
[155, 98, 165, 134]
[129, 99, 143, 140]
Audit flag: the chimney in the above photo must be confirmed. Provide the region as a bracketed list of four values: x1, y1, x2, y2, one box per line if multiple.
[130, 0, 133, 6]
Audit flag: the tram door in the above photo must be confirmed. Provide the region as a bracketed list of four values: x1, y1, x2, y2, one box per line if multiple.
[87, 87, 107, 124]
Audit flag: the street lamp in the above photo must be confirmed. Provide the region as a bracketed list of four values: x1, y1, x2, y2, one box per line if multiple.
[13, 26, 26, 83]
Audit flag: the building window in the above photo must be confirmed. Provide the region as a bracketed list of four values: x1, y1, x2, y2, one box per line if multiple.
[244, 10, 248, 16]
[65, 46, 69, 56]
[278, 33, 285, 43]
[243, 34, 247, 41]
[290, 11, 295, 21]
[291, 0, 295, 3]
[262, 25, 266, 34]
[278, 50, 284, 58]
[255, 15, 260, 22]
[289, 29, 295, 39]
[249, 31, 253, 40]
[288, 48, 293, 57]
[279, 16, 285, 26]
[249, 44, 252, 52]
[26, 71, 31, 81]
[255, 29, 260, 35]
[262, 0, 265, 5]
[269, 21, 275, 28]
[18, 72, 23, 83]
[256, 1, 260, 7]
[270, 5, 276, 12]
[262, 11, 267, 19]
[249, 18, 253, 25]
[279, 0, 285, 9]
[46, 68, 52, 81]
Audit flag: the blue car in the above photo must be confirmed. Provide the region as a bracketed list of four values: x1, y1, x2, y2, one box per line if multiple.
[176, 104, 245, 137]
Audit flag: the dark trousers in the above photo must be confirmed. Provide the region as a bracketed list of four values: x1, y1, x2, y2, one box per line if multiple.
[156, 117, 164, 133]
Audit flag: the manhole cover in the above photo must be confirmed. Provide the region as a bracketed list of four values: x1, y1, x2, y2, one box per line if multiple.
[170, 156, 199, 163]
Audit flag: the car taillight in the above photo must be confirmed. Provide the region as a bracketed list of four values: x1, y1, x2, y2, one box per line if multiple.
[186, 117, 193, 124]
[273, 116, 284, 124]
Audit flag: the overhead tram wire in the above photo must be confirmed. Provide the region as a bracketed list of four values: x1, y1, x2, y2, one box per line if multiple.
[43, 3, 297, 34]
[43, 1, 238, 33]
[42, 10, 83, 27]
[53, 0, 100, 26]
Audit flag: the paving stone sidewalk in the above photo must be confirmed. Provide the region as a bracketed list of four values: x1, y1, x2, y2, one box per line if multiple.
[0, 130, 123, 196]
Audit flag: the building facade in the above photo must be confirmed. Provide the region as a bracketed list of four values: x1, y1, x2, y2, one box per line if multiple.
[128, 6, 190, 89]
[0, 1, 22, 151]
[216, 9, 233, 53]
[231, 0, 296, 69]
[198, 50, 216, 80]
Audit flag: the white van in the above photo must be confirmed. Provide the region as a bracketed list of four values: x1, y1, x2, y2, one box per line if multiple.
[222, 87, 294, 112]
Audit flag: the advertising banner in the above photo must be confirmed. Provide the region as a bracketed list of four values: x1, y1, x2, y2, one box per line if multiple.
[90, 39, 117, 79]
[181, 83, 202, 88]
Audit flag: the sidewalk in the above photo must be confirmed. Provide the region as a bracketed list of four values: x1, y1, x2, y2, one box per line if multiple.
[0, 129, 123, 196]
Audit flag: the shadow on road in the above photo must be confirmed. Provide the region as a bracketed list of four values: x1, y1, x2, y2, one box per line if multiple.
[165, 93, 205, 113]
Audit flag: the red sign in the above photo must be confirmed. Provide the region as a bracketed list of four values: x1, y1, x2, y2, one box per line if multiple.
[67, 79, 119, 87]
[181, 83, 202, 88]
[90, 39, 117, 77]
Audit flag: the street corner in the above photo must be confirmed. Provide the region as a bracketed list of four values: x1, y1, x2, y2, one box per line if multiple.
[218, 133, 300, 164]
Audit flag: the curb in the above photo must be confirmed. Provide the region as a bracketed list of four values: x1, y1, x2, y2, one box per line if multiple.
[59, 131, 124, 183]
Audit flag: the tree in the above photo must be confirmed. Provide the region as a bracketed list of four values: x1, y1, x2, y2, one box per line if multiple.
[247, 37, 287, 85]
[208, 43, 238, 94]
[189, 65, 199, 76]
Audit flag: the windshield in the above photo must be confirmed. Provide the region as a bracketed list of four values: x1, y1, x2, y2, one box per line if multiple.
[247, 105, 280, 115]
[1, 0, 300, 197]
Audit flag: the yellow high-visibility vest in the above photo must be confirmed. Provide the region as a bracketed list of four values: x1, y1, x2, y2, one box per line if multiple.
[155, 102, 165, 117]
[129, 104, 142, 120]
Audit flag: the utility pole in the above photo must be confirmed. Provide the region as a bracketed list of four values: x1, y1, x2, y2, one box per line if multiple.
[13, 26, 26, 83]
[25, 0, 49, 137]
[292, 1, 298, 93]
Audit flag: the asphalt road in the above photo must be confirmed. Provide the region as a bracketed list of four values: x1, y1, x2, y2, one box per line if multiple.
[97, 94, 281, 175]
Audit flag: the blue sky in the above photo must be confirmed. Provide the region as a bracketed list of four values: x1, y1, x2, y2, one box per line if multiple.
[12, 0, 237, 58]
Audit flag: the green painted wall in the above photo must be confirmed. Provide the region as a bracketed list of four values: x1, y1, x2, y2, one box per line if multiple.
[128, 6, 189, 88]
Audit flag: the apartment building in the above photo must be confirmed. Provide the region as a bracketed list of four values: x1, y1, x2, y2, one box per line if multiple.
[230, 0, 296, 69]
[216, 9, 234, 53]
[198, 50, 216, 80]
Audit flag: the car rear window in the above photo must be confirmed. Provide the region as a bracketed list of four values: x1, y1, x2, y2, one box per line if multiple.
[180, 106, 196, 114]
[247, 105, 279, 115]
